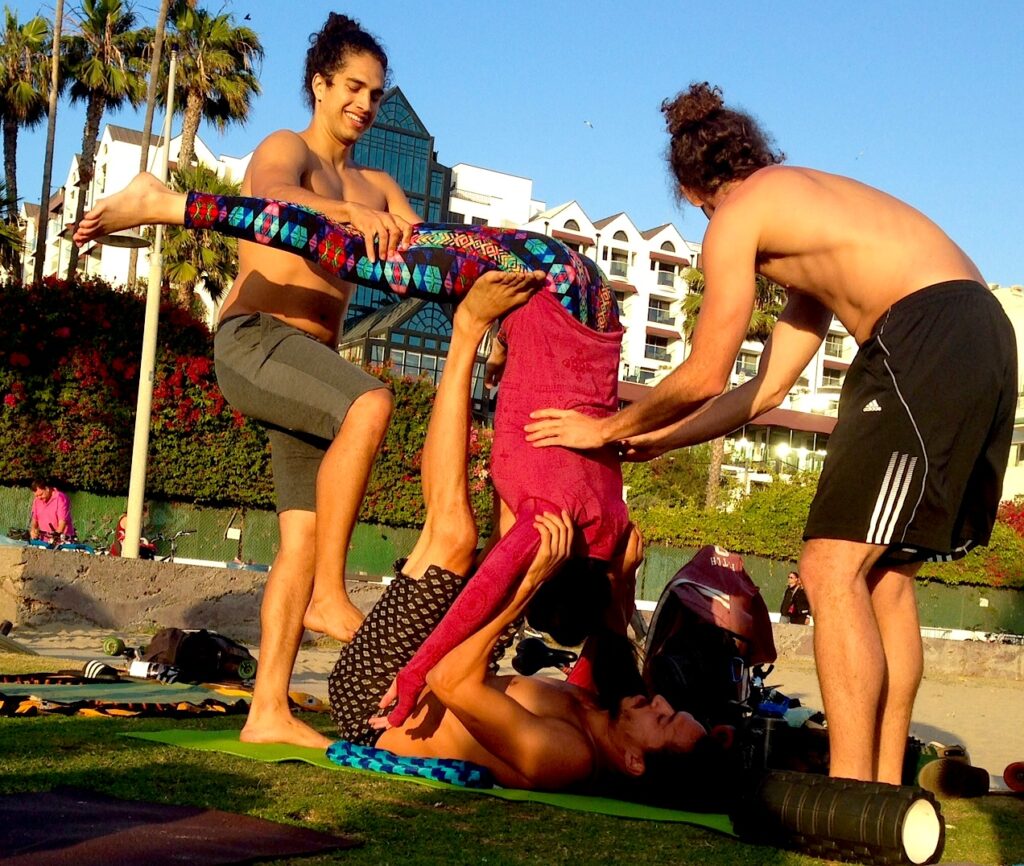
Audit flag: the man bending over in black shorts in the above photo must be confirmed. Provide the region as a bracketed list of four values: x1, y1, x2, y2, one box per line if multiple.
[525, 82, 1016, 785]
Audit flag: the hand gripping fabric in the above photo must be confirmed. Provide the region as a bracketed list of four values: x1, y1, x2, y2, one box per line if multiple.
[184, 192, 619, 333]
[326, 739, 494, 789]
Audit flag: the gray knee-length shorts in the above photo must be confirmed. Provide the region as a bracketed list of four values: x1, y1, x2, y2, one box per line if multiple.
[214, 313, 386, 512]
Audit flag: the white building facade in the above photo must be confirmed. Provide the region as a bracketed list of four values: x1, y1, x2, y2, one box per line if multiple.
[21, 123, 251, 300]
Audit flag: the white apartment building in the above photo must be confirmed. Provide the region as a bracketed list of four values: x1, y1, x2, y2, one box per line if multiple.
[20, 123, 251, 319]
[992, 285, 1024, 499]
[447, 163, 544, 228]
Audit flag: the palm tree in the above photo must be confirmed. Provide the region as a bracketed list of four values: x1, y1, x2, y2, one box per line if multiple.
[63, 0, 149, 277]
[165, 4, 262, 171]
[0, 10, 50, 228]
[681, 267, 788, 508]
[32, 0, 64, 285]
[0, 178, 23, 265]
[160, 163, 239, 308]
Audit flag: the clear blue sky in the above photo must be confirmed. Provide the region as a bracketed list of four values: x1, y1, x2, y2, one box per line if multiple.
[10, 0, 1024, 284]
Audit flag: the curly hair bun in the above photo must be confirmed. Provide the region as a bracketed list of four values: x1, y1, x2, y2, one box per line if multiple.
[662, 82, 725, 136]
[323, 13, 360, 34]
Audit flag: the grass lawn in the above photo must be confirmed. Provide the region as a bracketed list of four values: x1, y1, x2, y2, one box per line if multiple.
[2, 653, 1022, 865]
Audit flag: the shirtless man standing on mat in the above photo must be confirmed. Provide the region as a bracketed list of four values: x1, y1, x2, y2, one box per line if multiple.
[76, 14, 420, 748]
[525, 82, 1016, 785]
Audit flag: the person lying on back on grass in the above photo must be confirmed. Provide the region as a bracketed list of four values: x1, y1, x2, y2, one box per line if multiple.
[327, 275, 710, 791]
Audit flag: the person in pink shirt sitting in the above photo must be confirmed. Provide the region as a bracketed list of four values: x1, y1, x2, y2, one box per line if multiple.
[29, 479, 76, 543]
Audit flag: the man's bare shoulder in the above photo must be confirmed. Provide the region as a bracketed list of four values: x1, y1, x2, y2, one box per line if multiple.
[731, 164, 816, 200]
[252, 128, 312, 161]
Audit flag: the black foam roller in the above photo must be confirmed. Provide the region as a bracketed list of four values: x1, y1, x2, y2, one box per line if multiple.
[732, 770, 944, 865]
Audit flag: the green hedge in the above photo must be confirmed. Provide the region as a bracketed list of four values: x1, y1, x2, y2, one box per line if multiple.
[631, 470, 1024, 589]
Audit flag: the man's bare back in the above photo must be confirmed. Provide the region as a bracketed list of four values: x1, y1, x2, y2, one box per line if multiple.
[712, 165, 984, 344]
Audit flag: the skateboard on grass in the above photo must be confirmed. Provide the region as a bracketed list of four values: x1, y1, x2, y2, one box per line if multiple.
[1004, 761, 1024, 793]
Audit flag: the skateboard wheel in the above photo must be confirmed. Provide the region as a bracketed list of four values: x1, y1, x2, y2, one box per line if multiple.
[1004, 762, 1024, 793]
[237, 659, 257, 680]
[103, 636, 126, 656]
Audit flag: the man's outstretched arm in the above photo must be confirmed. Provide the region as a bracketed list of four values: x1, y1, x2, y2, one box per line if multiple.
[424, 512, 592, 789]
[524, 206, 760, 449]
[622, 292, 833, 460]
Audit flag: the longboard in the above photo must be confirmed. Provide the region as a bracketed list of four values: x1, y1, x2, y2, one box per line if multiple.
[1004, 761, 1024, 793]
[0, 632, 38, 655]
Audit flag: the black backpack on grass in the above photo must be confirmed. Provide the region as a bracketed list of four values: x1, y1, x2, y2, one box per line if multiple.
[643, 545, 776, 729]
[142, 628, 257, 682]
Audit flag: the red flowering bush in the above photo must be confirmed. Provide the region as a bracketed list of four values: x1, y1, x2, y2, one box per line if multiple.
[0, 277, 494, 529]
[0, 276, 273, 505]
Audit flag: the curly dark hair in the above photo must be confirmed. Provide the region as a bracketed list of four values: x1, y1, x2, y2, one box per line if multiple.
[662, 82, 784, 197]
[302, 13, 388, 111]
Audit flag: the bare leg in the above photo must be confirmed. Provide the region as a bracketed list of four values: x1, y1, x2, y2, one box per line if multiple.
[799, 538, 887, 781]
[303, 387, 393, 642]
[868, 562, 924, 784]
[73, 172, 184, 245]
[240, 509, 332, 749]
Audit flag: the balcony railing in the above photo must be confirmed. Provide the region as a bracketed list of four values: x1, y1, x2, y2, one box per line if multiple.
[656, 270, 675, 287]
[824, 338, 846, 358]
[609, 260, 628, 278]
[644, 347, 671, 362]
[647, 310, 675, 327]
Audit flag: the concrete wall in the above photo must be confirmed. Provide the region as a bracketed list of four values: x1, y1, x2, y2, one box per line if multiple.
[0, 546, 382, 643]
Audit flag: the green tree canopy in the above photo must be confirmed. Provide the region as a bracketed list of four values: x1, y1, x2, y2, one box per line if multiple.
[0, 8, 50, 230]
[64, 0, 150, 276]
[165, 3, 262, 171]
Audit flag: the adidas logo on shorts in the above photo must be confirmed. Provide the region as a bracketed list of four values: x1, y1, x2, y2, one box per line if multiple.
[863, 399, 882, 413]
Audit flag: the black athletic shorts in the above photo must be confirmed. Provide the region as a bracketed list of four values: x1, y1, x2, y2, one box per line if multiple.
[804, 280, 1017, 564]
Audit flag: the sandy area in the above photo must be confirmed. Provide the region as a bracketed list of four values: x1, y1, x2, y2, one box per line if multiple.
[6, 623, 1024, 792]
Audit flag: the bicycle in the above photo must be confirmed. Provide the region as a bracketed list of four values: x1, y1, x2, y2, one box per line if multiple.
[147, 528, 198, 563]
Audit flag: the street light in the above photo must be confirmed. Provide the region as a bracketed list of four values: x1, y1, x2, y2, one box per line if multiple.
[121, 50, 177, 559]
[60, 226, 150, 249]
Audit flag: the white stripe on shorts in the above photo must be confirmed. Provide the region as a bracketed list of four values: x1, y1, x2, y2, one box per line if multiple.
[867, 451, 918, 545]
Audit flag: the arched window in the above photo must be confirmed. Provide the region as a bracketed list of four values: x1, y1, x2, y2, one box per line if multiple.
[377, 99, 424, 133]
[660, 241, 676, 252]
[613, 230, 628, 242]
[564, 219, 580, 231]
[406, 305, 452, 335]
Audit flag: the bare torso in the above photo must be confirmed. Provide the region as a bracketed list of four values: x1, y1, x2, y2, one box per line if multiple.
[377, 674, 596, 788]
[717, 166, 984, 344]
[217, 130, 393, 345]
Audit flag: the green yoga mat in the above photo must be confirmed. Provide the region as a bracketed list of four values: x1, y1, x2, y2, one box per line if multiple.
[125, 729, 735, 835]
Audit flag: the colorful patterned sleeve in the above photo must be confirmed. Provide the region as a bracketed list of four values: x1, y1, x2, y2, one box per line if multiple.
[184, 191, 619, 333]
